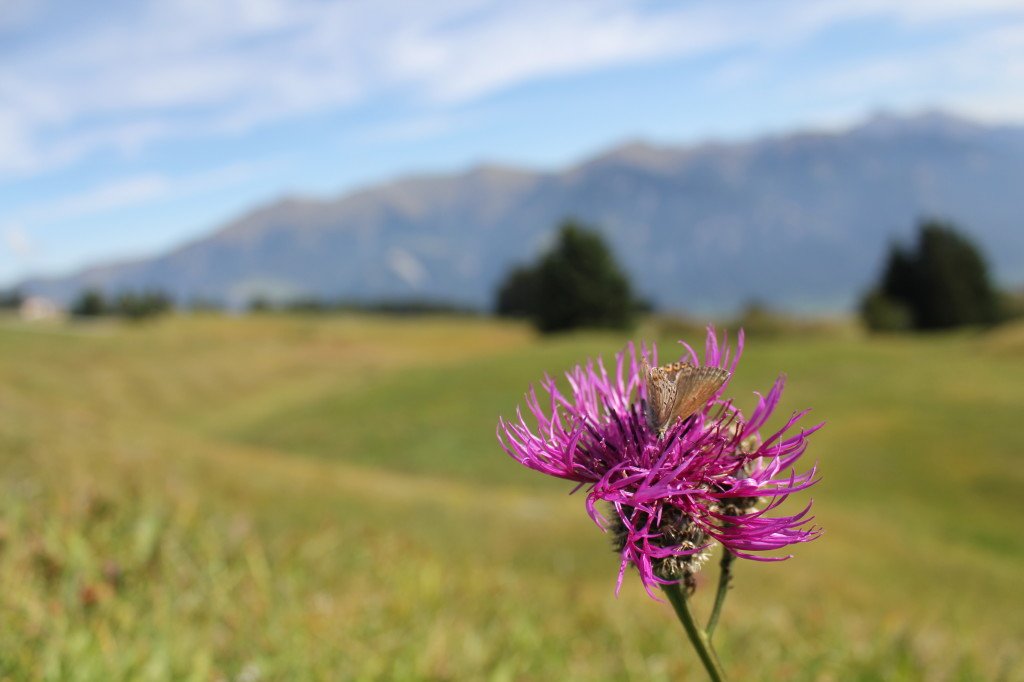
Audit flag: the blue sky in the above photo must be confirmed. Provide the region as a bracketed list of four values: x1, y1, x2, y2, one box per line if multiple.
[2, 0, 1024, 285]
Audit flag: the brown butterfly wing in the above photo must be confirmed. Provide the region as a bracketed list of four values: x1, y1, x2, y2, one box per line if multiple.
[669, 366, 731, 424]
[641, 356, 679, 429]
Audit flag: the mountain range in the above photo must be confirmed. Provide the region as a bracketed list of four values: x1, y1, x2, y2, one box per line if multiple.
[21, 111, 1024, 314]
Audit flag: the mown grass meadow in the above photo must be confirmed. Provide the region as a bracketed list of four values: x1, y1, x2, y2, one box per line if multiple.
[0, 314, 1022, 680]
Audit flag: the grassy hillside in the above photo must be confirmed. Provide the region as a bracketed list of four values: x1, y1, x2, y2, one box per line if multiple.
[0, 314, 1021, 680]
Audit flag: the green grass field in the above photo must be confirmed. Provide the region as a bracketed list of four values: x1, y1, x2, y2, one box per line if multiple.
[1, 314, 1022, 681]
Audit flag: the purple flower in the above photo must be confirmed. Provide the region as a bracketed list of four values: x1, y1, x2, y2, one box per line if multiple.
[497, 327, 821, 597]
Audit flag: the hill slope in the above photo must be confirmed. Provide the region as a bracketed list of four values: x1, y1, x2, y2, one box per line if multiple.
[22, 111, 1024, 313]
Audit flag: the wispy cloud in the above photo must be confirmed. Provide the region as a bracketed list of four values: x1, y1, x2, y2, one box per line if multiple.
[356, 112, 471, 144]
[12, 162, 265, 227]
[4, 0, 1023, 179]
[34, 176, 168, 223]
[803, 20, 1024, 121]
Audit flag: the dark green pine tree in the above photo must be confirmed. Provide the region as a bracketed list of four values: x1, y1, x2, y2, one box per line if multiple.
[880, 244, 916, 305]
[70, 289, 107, 317]
[493, 220, 639, 333]
[862, 219, 1001, 331]
[911, 222, 1000, 329]
[533, 221, 636, 333]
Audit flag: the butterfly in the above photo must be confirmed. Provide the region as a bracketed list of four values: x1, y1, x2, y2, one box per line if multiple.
[640, 357, 731, 438]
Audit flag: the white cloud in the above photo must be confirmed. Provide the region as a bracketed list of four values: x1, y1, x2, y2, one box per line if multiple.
[386, 3, 732, 103]
[2, 0, 1023, 179]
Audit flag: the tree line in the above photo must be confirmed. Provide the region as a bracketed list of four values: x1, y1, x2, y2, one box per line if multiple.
[25, 216, 1021, 332]
[246, 296, 478, 316]
[494, 217, 1016, 334]
[70, 289, 175, 320]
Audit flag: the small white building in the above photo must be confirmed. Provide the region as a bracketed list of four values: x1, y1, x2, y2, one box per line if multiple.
[19, 296, 62, 322]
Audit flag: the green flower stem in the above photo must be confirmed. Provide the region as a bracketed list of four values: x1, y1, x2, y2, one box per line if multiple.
[662, 582, 728, 682]
[706, 549, 735, 638]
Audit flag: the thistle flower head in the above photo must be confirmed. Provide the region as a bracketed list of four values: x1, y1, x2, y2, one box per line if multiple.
[497, 327, 821, 597]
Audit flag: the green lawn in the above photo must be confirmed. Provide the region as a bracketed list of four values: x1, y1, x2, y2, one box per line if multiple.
[0, 314, 1021, 680]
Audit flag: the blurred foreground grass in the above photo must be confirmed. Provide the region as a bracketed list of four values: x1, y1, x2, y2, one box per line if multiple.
[0, 314, 1022, 681]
